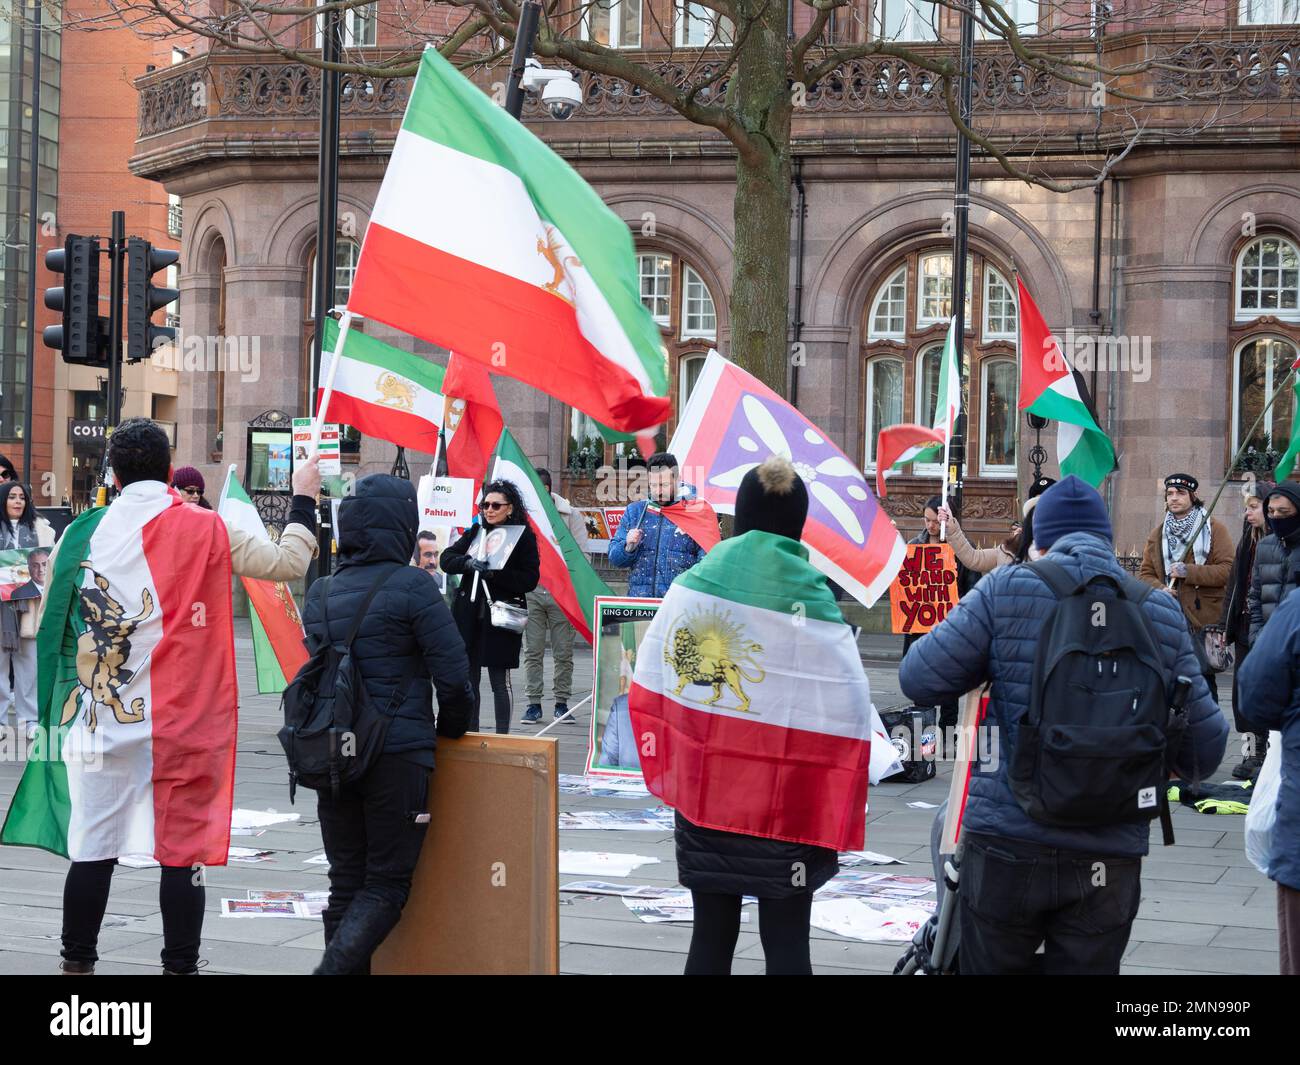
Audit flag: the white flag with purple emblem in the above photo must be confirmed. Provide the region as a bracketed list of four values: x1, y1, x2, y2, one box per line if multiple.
[669, 351, 905, 607]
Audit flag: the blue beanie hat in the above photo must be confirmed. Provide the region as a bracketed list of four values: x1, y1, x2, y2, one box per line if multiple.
[1032, 474, 1112, 550]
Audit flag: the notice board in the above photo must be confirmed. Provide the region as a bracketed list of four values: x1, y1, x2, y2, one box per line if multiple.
[372, 733, 559, 974]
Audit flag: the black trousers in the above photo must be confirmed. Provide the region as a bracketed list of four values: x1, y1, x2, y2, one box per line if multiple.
[62, 859, 205, 972]
[316, 752, 430, 973]
[959, 831, 1142, 975]
[685, 890, 815, 975]
[1231, 638, 1268, 761]
[468, 655, 512, 734]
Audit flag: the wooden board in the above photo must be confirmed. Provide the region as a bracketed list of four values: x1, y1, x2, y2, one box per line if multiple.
[372, 733, 558, 974]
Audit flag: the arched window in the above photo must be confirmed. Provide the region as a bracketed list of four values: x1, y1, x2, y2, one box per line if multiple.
[917, 252, 972, 327]
[681, 266, 717, 340]
[638, 252, 672, 325]
[864, 355, 904, 468]
[304, 236, 364, 452]
[983, 267, 1017, 340]
[1233, 336, 1298, 458]
[1236, 236, 1300, 321]
[981, 357, 1018, 475]
[680, 352, 707, 413]
[310, 237, 361, 318]
[862, 248, 1016, 483]
[868, 266, 907, 340]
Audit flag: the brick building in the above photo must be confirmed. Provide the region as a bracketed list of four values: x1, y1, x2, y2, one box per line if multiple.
[130, 2, 1300, 549]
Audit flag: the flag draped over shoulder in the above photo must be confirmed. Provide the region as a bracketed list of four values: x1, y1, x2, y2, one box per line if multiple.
[649, 498, 720, 553]
[493, 429, 611, 643]
[2, 484, 239, 866]
[346, 46, 670, 434]
[1017, 277, 1116, 488]
[669, 350, 904, 608]
[218, 468, 308, 695]
[629, 530, 873, 852]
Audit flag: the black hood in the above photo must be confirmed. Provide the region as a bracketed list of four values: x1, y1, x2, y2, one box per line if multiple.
[1266, 482, 1300, 540]
[337, 474, 418, 567]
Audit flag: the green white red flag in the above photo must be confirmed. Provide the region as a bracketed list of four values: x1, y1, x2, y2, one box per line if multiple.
[492, 428, 611, 644]
[347, 46, 670, 434]
[628, 529, 873, 851]
[218, 467, 309, 694]
[2, 485, 239, 866]
[1017, 277, 1116, 488]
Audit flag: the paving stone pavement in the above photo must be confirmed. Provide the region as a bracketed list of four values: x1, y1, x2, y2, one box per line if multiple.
[0, 622, 1279, 975]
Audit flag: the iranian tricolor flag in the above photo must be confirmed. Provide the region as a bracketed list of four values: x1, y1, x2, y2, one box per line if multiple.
[1018, 277, 1117, 488]
[1, 484, 239, 866]
[218, 467, 309, 694]
[316, 316, 446, 456]
[628, 530, 873, 852]
[493, 428, 611, 644]
[346, 46, 670, 434]
[875, 316, 960, 497]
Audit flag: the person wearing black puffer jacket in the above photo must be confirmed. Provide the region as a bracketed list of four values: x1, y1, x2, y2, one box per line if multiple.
[302, 474, 475, 977]
[1247, 482, 1300, 647]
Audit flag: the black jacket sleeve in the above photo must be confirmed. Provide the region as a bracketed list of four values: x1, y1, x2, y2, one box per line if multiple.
[439, 527, 478, 575]
[287, 494, 318, 533]
[409, 578, 474, 739]
[483, 525, 541, 597]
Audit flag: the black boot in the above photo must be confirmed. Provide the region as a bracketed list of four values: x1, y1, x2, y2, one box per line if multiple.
[313, 895, 402, 975]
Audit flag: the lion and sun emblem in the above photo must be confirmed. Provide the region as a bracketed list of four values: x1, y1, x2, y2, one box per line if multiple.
[60, 564, 154, 734]
[664, 607, 765, 714]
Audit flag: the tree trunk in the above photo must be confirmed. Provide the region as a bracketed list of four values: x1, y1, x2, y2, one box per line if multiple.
[727, 0, 793, 397]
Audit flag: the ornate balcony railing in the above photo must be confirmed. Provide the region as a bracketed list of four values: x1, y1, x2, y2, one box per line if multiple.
[138, 34, 1300, 141]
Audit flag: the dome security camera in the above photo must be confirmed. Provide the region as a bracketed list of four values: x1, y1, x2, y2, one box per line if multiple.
[541, 75, 582, 121]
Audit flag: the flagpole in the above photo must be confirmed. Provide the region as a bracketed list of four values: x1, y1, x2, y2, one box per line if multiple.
[216, 462, 239, 511]
[1176, 364, 1298, 570]
[312, 308, 356, 449]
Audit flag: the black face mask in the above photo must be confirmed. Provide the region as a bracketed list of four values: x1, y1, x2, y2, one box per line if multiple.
[1270, 511, 1300, 542]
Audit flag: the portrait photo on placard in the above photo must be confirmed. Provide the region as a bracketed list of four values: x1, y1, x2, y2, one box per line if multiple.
[587, 597, 661, 777]
[471, 522, 524, 571]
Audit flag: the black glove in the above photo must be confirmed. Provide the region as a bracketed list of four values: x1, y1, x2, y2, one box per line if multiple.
[467, 558, 491, 574]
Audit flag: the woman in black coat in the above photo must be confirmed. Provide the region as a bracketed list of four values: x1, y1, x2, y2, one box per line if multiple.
[441, 479, 540, 733]
[1222, 480, 1271, 778]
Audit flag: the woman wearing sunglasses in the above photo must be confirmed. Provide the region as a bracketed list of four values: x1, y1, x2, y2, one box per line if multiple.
[172, 466, 213, 510]
[0, 481, 54, 738]
[441, 479, 540, 733]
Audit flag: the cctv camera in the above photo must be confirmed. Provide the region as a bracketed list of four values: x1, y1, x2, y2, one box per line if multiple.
[542, 76, 582, 121]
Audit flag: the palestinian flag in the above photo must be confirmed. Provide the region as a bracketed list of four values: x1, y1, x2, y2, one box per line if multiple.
[647, 498, 720, 553]
[1, 484, 239, 866]
[1273, 357, 1300, 481]
[875, 316, 959, 496]
[317, 316, 446, 455]
[493, 428, 611, 644]
[347, 46, 670, 434]
[218, 467, 309, 694]
[1018, 277, 1116, 488]
[628, 530, 873, 851]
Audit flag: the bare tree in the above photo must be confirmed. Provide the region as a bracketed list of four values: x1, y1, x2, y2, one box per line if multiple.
[97, 0, 1297, 391]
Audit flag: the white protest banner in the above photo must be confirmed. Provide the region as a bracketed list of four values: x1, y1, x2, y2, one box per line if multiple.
[417, 475, 474, 528]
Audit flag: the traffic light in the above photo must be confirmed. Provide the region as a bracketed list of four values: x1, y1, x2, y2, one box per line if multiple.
[43, 235, 104, 364]
[125, 238, 179, 362]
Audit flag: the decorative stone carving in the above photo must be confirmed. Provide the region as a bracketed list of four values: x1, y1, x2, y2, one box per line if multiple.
[1156, 39, 1300, 100]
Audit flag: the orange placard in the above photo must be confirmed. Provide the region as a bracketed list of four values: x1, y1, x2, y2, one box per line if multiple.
[889, 542, 959, 635]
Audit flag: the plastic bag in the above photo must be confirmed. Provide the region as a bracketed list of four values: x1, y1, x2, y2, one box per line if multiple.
[1245, 731, 1284, 876]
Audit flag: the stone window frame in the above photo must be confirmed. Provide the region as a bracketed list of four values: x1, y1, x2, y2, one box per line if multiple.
[863, 352, 904, 471]
[860, 245, 1018, 483]
[1234, 233, 1300, 323]
[577, 0, 644, 48]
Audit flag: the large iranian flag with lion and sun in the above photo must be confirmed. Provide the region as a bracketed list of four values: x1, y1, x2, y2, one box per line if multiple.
[346, 45, 670, 435]
[1, 485, 239, 867]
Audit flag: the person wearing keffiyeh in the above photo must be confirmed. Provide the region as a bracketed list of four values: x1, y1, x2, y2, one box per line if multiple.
[1139, 472, 1234, 700]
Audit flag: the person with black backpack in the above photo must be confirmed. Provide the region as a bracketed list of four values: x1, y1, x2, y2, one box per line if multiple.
[899, 476, 1227, 975]
[294, 475, 474, 976]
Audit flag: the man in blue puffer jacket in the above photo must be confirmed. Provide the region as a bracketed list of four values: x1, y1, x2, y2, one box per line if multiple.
[900, 476, 1228, 974]
[1236, 590, 1300, 974]
[608, 452, 708, 597]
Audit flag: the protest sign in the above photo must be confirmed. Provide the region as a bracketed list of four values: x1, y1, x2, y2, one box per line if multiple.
[888, 542, 958, 635]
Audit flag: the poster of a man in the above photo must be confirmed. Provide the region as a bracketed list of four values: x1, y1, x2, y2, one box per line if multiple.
[471, 523, 524, 571]
[588, 598, 661, 776]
